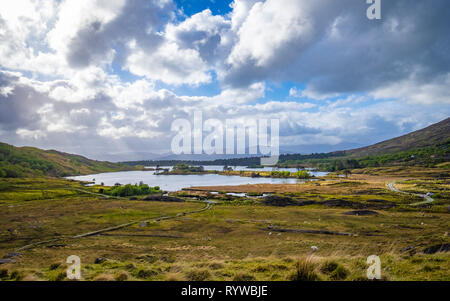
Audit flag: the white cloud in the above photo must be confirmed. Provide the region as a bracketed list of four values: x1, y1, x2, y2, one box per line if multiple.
[227, 0, 315, 67]
[126, 41, 212, 85]
[0, 0, 449, 160]
[370, 73, 450, 105]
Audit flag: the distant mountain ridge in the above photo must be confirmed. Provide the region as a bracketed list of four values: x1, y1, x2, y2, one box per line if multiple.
[124, 117, 450, 167]
[1, 118, 449, 177]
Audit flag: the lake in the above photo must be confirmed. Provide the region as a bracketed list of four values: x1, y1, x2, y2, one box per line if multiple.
[68, 166, 328, 192]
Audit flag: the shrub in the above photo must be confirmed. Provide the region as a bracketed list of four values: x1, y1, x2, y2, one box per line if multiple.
[104, 183, 162, 197]
[270, 171, 291, 178]
[293, 170, 311, 179]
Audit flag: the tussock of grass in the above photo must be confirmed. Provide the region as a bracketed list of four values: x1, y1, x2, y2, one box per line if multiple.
[330, 265, 349, 280]
[165, 272, 185, 281]
[288, 258, 320, 281]
[233, 272, 255, 281]
[136, 268, 159, 279]
[320, 260, 349, 280]
[185, 269, 210, 281]
[114, 271, 129, 281]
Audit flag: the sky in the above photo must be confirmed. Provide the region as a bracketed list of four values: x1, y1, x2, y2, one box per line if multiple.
[0, 0, 449, 161]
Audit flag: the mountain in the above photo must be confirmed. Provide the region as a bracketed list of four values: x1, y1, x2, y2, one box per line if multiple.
[0, 142, 136, 178]
[2, 118, 449, 177]
[129, 117, 450, 168]
[344, 117, 450, 157]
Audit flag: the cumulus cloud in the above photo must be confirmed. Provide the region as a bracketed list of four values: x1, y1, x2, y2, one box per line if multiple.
[0, 0, 449, 160]
[220, 0, 450, 104]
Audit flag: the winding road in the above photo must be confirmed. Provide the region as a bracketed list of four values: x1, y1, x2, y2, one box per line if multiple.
[387, 181, 435, 206]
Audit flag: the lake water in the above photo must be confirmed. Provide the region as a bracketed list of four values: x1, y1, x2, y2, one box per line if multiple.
[68, 166, 328, 192]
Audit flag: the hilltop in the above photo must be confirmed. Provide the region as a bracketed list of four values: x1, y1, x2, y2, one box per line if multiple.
[124, 118, 450, 170]
[345, 118, 450, 157]
[0, 142, 136, 178]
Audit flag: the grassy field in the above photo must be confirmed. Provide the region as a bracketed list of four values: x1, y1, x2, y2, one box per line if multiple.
[0, 168, 448, 281]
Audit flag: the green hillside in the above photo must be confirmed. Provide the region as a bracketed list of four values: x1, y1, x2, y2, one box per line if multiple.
[312, 140, 450, 172]
[0, 142, 136, 178]
[345, 117, 450, 157]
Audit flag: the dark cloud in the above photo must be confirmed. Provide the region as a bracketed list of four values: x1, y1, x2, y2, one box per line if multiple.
[66, 0, 175, 68]
[0, 72, 46, 131]
[222, 0, 450, 98]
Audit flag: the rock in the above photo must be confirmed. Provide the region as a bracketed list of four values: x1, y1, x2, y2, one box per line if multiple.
[423, 243, 450, 254]
[342, 210, 379, 216]
[311, 246, 319, 251]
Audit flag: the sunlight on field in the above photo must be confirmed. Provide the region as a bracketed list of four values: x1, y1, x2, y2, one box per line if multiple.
[0, 170, 448, 281]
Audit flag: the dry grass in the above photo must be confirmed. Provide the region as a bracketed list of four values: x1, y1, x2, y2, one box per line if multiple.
[0, 174, 448, 281]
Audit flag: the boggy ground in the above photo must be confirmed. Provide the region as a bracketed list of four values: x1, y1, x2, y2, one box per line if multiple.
[0, 167, 448, 281]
